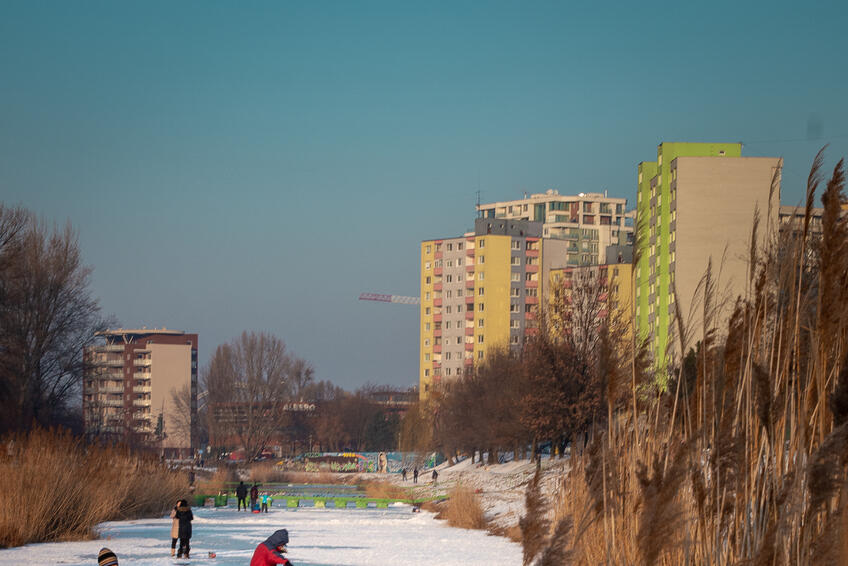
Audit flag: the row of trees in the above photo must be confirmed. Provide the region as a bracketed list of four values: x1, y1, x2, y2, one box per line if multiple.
[201, 330, 405, 460]
[0, 205, 108, 435]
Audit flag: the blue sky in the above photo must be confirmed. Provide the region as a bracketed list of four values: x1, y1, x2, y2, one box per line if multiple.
[2, 1, 847, 389]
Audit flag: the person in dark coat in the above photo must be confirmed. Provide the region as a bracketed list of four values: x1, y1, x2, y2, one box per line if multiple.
[432, 468, 438, 485]
[168, 500, 180, 555]
[413, 466, 419, 484]
[237, 481, 248, 511]
[250, 528, 292, 566]
[250, 483, 260, 509]
[174, 499, 194, 559]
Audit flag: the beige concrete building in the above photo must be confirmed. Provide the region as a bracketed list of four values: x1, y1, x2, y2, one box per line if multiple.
[666, 156, 781, 359]
[477, 190, 632, 266]
[83, 328, 198, 457]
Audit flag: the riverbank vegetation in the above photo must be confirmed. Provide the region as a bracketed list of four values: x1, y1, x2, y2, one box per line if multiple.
[0, 428, 187, 548]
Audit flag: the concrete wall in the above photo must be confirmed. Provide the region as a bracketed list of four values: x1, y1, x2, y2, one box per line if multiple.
[673, 156, 780, 354]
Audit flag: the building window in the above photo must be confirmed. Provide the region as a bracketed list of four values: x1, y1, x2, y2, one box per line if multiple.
[447, 243, 452, 251]
[425, 262, 431, 270]
[478, 350, 484, 360]
[426, 277, 431, 284]
[425, 323, 431, 331]
[424, 339, 430, 346]
[510, 303, 519, 313]
[478, 272, 484, 281]
[445, 352, 452, 361]
[445, 321, 452, 329]
[478, 318, 484, 328]
[511, 287, 520, 297]
[457, 304, 463, 312]
[445, 306, 452, 314]
[478, 287, 484, 296]
[425, 292, 431, 300]
[477, 334, 484, 343]
[510, 319, 519, 329]
[478, 239, 485, 248]
[425, 245, 431, 254]
[458, 242, 463, 250]
[446, 274, 453, 283]
[457, 289, 464, 297]
[525, 304, 532, 313]
[512, 240, 520, 250]
[477, 255, 485, 265]
[425, 307, 431, 315]
[511, 256, 520, 266]
[447, 260, 453, 267]
[511, 335, 520, 344]
[478, 303, 484, 311]
[456, 337, 462, 345]
[425, 353, 430, 361]
[511, 272, 520, 281]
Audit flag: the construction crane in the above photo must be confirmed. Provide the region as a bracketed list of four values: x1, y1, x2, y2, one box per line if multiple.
[359, 292, 420, 305]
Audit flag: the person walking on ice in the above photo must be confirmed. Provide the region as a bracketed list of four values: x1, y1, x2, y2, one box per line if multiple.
[174, 499, 194, 559]
[251, 529, 294, 565]
[413, 466, 419, 484]
[168, 500, 180, 555]
[237, 481, 248, 511]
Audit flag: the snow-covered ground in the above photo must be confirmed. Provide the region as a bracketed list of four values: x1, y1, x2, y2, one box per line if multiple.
[0, 503, 521, 565]
[0, 456, 568, 565]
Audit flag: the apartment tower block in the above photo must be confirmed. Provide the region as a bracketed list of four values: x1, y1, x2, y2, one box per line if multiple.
[83, 328, 198, 457]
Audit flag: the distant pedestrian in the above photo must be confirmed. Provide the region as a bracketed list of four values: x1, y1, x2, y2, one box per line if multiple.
[401, 468, 407, 481]
[174, 499, 194, 559]
[98, 547, 118, 566]
[261, 493, 269, 513]
[432, 469, 438, 485]
[169, 500, 180, 555]
[237, 481, 248, 511]
[413, 467, 419, 484]
[250, 483, 260, 509]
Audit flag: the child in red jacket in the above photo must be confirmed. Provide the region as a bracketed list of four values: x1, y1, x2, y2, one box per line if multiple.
[250, 529, 292, 566]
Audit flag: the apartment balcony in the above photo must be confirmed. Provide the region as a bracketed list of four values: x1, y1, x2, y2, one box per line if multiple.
[133, 358, 151, 367]
[434, 329, 442, 337]
[95, 344, 125, 353]
[465, 311, 474, 320]
[132, 412, 150, 420]
[102, 399, 124, 407]
[133, 385, 152, 394]
[434, 267, 443, 276]
[434, 251, 443, 259]
[466, 265, 474, 272]
[465, 295, 474, 304]
[525, 312, 537, 320]
[433, 344, 442, 353]
[525, 327, 539, 336]
[434, 298, 443, 307]
[132, 399, 151, 407]
[133, 372, 150, 379]
[465, 279, 474, 289]
[465, 343, 474, 351]
[99, 386, 124, 394]
[525, 249, 539, 258]
[525, 280, 539, 288]
[434, 313, 442, 322]
[465, 327, 474, 336]
[525, 296, 539, 305]
[526, 264, 539, 273]
[433, 282, 443, 291]
[466, 248, 475, 257]
[432, 361, 441, 369]
[464, 358, 473, 366]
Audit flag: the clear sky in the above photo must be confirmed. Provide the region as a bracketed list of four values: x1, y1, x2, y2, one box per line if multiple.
[2, 1, 847, 390]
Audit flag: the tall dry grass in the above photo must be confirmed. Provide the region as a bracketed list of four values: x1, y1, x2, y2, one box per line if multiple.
[525, 153, 848, 565]
[435, 484, 488, 530]
[0, 428, 187, 548]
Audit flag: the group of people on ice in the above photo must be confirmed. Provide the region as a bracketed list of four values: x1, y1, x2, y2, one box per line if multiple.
[236, 480, 273, 512]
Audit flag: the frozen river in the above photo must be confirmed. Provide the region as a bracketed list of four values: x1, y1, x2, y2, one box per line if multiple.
[0, 503, 521, 565]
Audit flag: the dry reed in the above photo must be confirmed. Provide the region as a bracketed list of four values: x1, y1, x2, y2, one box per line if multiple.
[435, 484, 488, 530]
[526, 152, 848, 565]
[0, 428, 187, 548]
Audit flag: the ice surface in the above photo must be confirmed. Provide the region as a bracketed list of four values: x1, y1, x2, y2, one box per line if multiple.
[0, 504, 521, 566]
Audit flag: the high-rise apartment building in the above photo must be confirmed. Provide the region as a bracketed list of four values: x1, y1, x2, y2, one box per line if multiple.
[83, 328, 198, 457]
[635, 142, 781, 367]
[477, 190, 632, 266]
[419, 219, 568, 399]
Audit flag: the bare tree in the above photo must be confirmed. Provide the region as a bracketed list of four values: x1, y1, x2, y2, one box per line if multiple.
[204, 331, 308, 460]
[0, 208, 108, 434]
